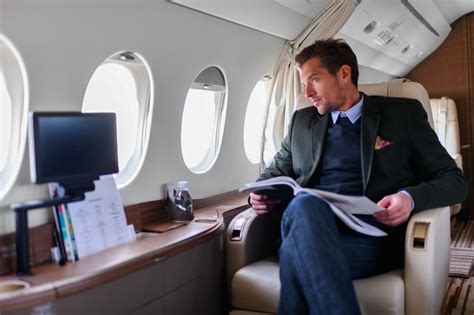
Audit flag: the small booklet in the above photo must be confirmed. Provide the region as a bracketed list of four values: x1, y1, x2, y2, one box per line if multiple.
[239, 176, 387, 237]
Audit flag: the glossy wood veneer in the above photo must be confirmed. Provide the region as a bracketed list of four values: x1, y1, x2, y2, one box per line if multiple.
[0, 195, 249, 312]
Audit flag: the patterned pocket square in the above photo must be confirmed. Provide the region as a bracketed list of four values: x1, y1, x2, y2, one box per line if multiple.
[374, 136, 394, 150]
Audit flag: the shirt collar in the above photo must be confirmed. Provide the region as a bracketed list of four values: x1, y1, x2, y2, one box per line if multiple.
[331, 94, 364, 124]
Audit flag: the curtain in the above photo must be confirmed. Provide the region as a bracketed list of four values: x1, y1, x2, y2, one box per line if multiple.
[259, 0, 361, 172]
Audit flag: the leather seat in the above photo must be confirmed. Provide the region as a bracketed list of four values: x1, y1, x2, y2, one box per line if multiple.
[227, 79, 451, 315]
[430, 97, 463, 215]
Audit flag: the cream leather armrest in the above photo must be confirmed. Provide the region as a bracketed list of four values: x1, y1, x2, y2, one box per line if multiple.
[226, 208, 281, 285]
[452, 153, 463, 171]
[404, 206, 450, 315]
[450, 155, 463, 215]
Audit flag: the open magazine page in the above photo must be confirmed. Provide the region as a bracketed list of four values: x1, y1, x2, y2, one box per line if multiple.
[325, 202, 387, 237]
[240, 177, 387, 236]
[239, 176, 300, 193]
[239, 176, 300, 201]
[300, 188, 383, 215]
[240, 177, 382, 215]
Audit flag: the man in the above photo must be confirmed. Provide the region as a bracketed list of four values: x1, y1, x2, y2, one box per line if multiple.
[249, 39, 467, 314]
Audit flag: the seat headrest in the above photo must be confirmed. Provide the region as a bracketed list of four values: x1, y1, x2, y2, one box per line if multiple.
[430, 97, 459, 121]
[359, 79, 434, 128]
[295, 79, 434, 128]
[296, 93, 312, 110]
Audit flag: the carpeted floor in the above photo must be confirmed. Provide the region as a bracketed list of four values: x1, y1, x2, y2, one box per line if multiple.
[441, 220, 474, 314]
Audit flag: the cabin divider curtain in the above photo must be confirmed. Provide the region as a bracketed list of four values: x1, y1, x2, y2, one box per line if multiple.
[259, 0, 360, 172]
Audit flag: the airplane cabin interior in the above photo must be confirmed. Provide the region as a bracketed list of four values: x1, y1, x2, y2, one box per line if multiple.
[1, 0, 474, 314]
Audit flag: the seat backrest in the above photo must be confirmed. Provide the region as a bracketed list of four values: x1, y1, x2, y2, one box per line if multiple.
[429, 98, 463, 215]
[429, 97, 461, 158]
[359, 79, 434, 128]
[296, 78, 434, 129]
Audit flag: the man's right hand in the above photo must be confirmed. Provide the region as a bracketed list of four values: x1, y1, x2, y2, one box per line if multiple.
[249, 193, 281, 215]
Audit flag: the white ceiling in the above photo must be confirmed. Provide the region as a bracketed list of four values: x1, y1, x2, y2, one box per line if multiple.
[170, 0, 473, 41]
[169, 0, 474, 77]
[433, 0, 474, 24]
[170, 0, 331, 40]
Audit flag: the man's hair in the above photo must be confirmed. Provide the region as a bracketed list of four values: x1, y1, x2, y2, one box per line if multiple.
[295, 38, 359, 86]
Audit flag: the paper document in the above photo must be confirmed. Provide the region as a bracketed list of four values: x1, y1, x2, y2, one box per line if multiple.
[240, 176, 387, 237]
[51, 176, 134, 259]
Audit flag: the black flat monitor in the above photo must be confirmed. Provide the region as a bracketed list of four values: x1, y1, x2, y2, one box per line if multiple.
[28, 112, 119, 195]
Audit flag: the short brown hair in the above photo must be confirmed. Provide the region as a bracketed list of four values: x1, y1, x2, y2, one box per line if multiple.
[295, 38, 359, 86]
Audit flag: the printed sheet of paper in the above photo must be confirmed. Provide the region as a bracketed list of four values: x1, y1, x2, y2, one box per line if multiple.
[67, 175, 133, 258]
[240, 176, 387, 237]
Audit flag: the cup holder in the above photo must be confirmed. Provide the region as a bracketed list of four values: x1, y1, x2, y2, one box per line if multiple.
[194, 218, 218, 224]
[0, 280, 30, 295]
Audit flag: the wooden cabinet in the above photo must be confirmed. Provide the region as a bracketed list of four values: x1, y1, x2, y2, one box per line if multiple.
[5, 236, 225, 315]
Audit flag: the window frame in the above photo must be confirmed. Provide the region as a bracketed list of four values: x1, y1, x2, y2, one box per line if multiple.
[82, 51, 154, 189]
[0, 34, 30, 201]
[243, 75, 272, 164]
[180, 65, 228, 174]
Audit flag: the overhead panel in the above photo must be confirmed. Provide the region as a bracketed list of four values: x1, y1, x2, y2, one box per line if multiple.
[275, 0, 331, 19]
[433, 0, 474, 24]
[337, 0, 451, 77]
[170, 0, 331, 40]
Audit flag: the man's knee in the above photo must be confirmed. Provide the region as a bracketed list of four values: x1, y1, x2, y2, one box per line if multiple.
[280, 193, 341, 249]
[283, 193, 333, 223]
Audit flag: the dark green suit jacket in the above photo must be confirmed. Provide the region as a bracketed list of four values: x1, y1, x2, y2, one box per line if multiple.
[259, 94, 467, 213]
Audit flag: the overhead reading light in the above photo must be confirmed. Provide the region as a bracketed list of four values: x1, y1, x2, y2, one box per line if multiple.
[119, 52, 135, 61]
[401, 44, 413, 54]
[363, 21, 379, 34]
[263, 74, 273, 81]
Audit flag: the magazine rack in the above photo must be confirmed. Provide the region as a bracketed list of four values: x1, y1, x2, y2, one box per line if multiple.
[11, 193, 85, 275]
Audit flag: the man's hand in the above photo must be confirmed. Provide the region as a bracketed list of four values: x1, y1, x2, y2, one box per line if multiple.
[249, 193, 281, 215]
[374, 192, 414, 227]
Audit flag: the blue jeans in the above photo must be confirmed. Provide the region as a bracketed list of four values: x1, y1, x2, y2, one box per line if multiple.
[278, 193, 405, 315]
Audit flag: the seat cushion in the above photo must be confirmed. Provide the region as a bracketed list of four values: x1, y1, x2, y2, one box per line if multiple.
[354, 269, 405, 315]
[232, 258, 281, 313]
[231, 257, 404, 315]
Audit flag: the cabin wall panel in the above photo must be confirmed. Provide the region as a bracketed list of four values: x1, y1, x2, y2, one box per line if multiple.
[0, 0, 285, 232]
[407, 13, 474, 218]
[4, 235, 225, 315]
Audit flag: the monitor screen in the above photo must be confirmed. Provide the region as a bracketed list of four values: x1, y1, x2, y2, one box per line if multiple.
[29, 112, 118, 186]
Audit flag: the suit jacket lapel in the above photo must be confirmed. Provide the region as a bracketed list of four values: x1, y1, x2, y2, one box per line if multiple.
[361, 94, 381, 194]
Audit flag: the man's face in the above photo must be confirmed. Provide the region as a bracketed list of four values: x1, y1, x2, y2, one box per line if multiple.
[298, 57, 347, 115]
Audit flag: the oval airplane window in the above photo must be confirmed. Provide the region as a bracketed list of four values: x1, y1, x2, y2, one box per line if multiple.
[244, 75, 272, 164]
[82, 51, 154, 188]
[181, 66, 227, 173]
[0, 34, 29, 200]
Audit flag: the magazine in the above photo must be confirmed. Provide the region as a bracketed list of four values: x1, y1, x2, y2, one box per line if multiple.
[239, 176, 387, 237]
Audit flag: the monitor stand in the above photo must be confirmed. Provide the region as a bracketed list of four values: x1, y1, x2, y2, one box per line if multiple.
[11, 193, 85, 275]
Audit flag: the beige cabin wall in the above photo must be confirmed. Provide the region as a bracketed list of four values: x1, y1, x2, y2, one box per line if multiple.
[0, 0, 285, 232]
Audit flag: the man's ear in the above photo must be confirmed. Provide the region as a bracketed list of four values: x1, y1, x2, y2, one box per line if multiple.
[338, 65, 352, 84]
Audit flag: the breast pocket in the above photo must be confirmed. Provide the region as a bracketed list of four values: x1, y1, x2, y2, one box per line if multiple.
[374, 143, 406, 175]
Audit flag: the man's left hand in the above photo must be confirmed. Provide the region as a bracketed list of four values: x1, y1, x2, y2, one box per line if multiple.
[374, 192, 413, 227]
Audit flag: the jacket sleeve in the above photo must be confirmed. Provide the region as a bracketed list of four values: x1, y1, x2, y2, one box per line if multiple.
[402, 101, 468, 212]
[258, 111, 298, 181]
